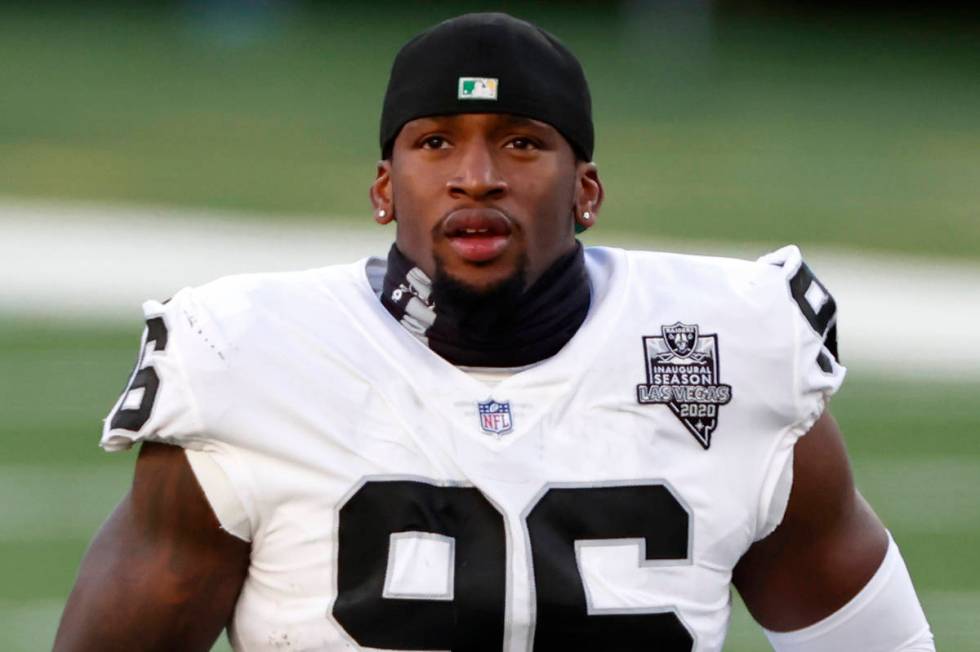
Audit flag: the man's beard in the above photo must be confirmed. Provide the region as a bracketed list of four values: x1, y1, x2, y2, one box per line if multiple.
[429, 253, 528, 339]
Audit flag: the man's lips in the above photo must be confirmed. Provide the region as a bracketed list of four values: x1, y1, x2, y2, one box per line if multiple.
[441, 208, 513, 263]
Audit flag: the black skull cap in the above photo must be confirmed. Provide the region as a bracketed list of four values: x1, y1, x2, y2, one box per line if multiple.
[379, 12, 594, 161]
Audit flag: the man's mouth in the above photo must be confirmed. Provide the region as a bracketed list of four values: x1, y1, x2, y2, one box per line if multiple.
[441, 208, 513, 263]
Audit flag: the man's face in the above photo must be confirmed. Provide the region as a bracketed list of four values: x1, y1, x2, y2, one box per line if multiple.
[372, 113, 601, 292]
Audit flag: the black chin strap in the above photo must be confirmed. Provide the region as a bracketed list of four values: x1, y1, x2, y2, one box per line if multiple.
[380, 243, 590, 367]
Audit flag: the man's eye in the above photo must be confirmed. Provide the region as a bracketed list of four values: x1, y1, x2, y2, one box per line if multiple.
[506, 137, 538, 151]
[420, 136, 449, 149]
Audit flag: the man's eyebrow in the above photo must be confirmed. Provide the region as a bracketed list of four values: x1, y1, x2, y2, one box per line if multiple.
[406, 116, 451, 129]
[498, 115, 547, 129]
[403, 114, 553, 134]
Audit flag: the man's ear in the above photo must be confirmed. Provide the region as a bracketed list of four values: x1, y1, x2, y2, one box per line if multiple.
[370, 160, 395, 225]
[573, 162, 604, 232]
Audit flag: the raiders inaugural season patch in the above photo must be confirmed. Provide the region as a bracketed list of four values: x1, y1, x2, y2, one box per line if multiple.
[636, 322, 732, 449]
[478, 399, 513, 436]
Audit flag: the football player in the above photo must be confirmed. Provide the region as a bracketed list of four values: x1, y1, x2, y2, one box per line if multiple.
[55, 13, 934, 652]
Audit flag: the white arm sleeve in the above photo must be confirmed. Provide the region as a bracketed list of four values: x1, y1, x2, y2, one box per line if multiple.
[764, 533, 935, 652]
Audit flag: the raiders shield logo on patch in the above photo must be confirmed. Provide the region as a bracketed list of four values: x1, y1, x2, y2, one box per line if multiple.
[636, 322, 733, 449]
[662, 322, 699, 358]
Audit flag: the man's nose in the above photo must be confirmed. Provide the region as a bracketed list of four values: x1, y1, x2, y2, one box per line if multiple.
[447, 142, 507, 201]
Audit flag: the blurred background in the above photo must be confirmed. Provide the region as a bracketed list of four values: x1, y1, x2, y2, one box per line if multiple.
[1, 1, 978, 650]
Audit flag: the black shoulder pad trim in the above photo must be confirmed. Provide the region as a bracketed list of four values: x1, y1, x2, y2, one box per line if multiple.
[788, 262, 839, 362]
[109, 316, 169, 432]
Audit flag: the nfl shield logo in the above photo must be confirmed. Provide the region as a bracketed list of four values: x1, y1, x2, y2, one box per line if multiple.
[478, 399, 513, 436]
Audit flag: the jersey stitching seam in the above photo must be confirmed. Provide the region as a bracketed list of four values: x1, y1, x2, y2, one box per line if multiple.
[173, 290, 262, 535]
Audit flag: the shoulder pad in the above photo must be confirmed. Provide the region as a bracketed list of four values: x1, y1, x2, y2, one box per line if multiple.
[758, 245, 839, 368]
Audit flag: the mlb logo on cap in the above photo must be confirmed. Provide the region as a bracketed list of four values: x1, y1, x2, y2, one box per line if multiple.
[458, 77, 498, 100]
[478, 399, 513, 435]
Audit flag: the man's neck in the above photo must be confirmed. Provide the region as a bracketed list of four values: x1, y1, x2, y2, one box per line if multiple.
[380, 243, 590, 367]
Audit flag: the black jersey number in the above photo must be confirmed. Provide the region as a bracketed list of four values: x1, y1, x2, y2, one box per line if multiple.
[332, 480, 693, 651]
[109, 316, 168, 432]
[526, 485, 693, 650]
[788, 261, 839, 364]
[333, 481, 507, 651]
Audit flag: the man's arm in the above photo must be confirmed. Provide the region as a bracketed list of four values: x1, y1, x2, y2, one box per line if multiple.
[54, 442, 250, 652]
[734, 411, 933, 648]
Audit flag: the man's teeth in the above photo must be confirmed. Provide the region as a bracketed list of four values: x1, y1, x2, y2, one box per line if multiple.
[462, 228, 490, 235]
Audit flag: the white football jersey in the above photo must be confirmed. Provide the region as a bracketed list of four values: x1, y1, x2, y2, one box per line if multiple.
[102, 245, 844, 652]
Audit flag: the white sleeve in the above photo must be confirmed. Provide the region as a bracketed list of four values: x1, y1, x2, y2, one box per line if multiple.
[101, 290, 208, 451]
[755, 246, 847, 540]
[101, 288, 257, 541]
[756, 245, 846, 412]
[765, 533, 935, 652]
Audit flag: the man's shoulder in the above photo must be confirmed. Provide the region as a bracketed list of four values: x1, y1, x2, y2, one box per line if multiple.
[587, 244, 800, 298]
[621, 244, 792, 273]
[100, 258, 380, 451]
[586, 244, 839, 367]
[187, 258, 369, 315]
[147, 258, 376, 364]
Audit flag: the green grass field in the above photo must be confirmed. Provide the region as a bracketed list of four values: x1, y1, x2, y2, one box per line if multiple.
[2, 3, 978, 650]
[1, 4, 978, 259]
[1, 318, 978, 651]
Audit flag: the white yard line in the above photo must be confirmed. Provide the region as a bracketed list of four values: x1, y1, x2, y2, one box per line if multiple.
[2, 198, 979, 378]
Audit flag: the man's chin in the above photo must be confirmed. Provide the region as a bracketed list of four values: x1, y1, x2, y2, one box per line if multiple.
[431, 255, 527, 319]
[434, 255, 523, 291]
